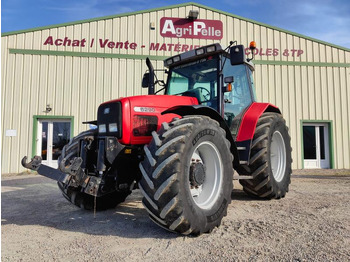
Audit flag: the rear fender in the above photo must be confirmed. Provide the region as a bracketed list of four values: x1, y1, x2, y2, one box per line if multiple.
[162, 105, 240, 167]
[235, 102, 281, 165]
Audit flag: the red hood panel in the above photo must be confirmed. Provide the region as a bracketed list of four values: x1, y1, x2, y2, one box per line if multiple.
[105, 95, 198, 109]
[103, 95, 198, 145]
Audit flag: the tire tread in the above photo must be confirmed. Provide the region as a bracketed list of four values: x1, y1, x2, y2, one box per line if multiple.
[140, 116, 233, 235]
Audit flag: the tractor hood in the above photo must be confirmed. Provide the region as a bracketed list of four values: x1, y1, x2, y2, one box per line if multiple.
[123, 95, 198, 110]
[98, 95, 199, 145]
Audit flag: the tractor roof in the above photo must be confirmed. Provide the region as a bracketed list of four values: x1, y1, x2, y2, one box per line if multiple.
[164, 43, 224, 68]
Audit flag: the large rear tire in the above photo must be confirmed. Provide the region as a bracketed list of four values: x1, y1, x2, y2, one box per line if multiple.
[139, 116, 233, 235]
[57, 129, 131, 211]
[239, 112, 292, 199]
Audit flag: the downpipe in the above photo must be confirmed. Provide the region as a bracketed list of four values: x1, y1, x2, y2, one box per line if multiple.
[97, 139, 106, 174]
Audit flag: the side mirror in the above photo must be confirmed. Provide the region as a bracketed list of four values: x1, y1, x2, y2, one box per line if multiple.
[223, 76, 234, 93]
[224, 76, 234, 84]
[142, 73, 150, 88]
[230, 45, 245, 65]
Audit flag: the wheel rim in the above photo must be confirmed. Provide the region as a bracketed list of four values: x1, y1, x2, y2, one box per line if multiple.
[270, 131, 286, 182]
[189, 141, 223, 209]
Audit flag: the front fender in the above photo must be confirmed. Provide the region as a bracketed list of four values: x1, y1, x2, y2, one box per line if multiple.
[235, 102, 281, 166]
[236, 102, 280, 142]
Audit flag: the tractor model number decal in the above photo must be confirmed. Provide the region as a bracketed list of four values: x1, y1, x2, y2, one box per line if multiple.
[134, 107, 156, 113]
[192, 129, 216, 146]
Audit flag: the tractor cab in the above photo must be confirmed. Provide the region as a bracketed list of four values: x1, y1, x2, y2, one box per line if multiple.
[162, 42, 257, 136]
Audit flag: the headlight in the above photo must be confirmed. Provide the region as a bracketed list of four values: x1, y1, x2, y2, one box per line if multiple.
[195, 48, 205, 55]
[166, 58, 173, 66]
[109, 123, 118, 132]
[99, 124, 106, 133]
[173, 55, 181, 63]
[206, 45, 216, 53]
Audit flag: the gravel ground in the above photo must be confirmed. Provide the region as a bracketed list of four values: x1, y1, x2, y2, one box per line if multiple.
[2, 169, 350, 261]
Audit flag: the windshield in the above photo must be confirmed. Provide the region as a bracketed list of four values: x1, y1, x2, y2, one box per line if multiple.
[166, 56, 218, 109]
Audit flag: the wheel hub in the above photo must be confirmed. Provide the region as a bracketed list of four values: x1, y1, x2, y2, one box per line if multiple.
[190, 161, 206, 187]
[189, 141, 223, 210]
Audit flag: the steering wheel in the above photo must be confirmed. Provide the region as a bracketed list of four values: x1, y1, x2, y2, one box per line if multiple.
[196, 87, 211, 101]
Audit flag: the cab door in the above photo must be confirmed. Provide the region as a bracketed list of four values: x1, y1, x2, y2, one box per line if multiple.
[222, 63, 254, 135]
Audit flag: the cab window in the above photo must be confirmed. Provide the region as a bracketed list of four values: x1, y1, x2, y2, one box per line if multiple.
[222, 63, 253, 117]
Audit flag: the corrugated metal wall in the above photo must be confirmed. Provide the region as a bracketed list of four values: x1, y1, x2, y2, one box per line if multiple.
[2, 3, 349, 173]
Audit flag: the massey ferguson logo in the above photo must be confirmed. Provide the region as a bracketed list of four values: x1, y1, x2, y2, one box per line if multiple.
[160, 17, 223, 40]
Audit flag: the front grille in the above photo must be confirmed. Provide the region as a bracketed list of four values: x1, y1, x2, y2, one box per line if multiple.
[97, 101, 122, 138]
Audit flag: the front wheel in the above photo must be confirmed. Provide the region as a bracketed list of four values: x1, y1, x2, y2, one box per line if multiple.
[239, 112, 292, 199]
[139, 116, 234, 235]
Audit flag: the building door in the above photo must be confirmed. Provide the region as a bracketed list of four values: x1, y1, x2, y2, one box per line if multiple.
[303, 123, 330, 169]
[36, 119, 72, 168]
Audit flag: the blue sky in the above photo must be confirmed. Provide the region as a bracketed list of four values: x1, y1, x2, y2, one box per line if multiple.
[2, 0, 350, 48]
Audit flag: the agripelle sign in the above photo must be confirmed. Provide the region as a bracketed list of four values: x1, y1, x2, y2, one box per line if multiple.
[160, 17, 223, 40]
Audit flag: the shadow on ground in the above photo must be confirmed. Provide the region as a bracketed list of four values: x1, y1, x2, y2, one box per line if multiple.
[1, 175, 176, 239]
[1, 174, 271, 238]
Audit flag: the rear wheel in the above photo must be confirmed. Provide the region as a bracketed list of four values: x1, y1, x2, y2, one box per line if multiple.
[57, 129, 131, 210]
[239, 112, 292, 199]
[139, 116, 233, 235]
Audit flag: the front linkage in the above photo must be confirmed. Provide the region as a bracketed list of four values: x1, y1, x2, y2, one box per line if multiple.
[22, 132, 127, 198]
[22, 154, 102, 197]
[22, 155, 71, 184]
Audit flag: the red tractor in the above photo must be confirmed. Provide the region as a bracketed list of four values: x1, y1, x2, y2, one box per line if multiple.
[22, 41, 292, 235]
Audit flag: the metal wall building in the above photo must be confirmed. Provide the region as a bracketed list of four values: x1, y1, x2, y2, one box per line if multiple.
[2, 2, 350, 174]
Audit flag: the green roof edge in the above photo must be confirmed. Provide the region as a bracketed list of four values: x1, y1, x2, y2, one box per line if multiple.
[2, 2, 349, 52]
